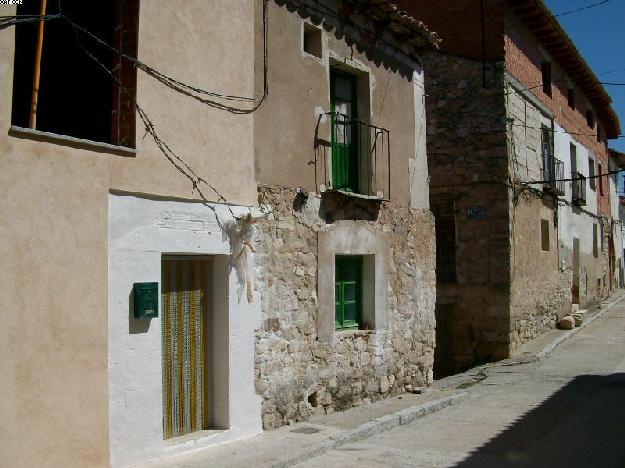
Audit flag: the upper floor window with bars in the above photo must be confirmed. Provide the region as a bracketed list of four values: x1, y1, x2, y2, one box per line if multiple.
[325, 66, 391, 199]
[542, 126, 564, 195]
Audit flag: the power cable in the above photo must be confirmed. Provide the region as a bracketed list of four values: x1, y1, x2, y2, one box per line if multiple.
[599, 67, 625, 76]
[553, 0, 614, 18]
[3, 5, 269, 113]
[2, 4, 270, 218]
[68, 16, 241, 220]
[525, 167, 623, 185]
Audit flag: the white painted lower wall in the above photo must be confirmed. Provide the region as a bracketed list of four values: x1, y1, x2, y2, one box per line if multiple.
[108, 193, 262, 467]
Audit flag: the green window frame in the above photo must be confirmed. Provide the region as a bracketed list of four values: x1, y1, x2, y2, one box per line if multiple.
[330, 69, 359, 193]
[335, 255, 362, 330]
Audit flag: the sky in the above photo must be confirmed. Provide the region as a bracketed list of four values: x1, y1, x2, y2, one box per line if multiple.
[543, 0, 625, 152]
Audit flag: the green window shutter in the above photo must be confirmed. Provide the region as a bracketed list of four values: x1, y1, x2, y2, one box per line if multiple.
[330, 70, 358, 193]
[335, 256, 362, 330]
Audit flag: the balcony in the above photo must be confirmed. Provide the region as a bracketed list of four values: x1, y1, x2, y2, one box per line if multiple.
[572, 172, 587, 206]
[542, 157, 565, 196]
[315, 111, 391, 200]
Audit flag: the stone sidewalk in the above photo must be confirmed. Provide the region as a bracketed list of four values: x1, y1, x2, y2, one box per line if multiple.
[144, 291, 624, 468]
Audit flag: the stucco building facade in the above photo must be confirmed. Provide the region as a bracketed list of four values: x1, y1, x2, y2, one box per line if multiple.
[0, 1, 437, 466]
[399, 0, 622, 376]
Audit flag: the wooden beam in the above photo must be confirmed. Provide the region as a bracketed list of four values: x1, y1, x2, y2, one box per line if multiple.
[29, 0, 47, 129]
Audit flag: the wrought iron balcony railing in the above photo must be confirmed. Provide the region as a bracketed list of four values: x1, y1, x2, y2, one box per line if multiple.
[315, 111, 391, 199]
[542, 157, 565, 196]
[572, 172, 587, 206]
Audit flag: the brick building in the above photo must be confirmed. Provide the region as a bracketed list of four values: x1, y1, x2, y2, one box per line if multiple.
[399, 0, 622, 376]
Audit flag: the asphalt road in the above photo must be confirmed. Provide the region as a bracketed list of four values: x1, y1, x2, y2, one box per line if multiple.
[297, 300, 625, 468]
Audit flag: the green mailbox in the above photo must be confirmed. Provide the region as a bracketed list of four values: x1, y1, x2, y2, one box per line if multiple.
[133, 282, 158, 319]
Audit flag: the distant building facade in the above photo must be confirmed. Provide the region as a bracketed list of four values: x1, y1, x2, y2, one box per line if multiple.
[399, 0, 622, 376]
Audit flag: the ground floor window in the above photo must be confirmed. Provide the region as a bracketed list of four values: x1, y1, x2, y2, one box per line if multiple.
[335, 255, 362, 330]
[161, 256, 211, 439]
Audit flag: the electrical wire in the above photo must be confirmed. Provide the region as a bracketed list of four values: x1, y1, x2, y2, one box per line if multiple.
[553, 0, 614, 18]
[2, 5, 269, 113]
[599, 67, 625, 76]
[2, 3, 270, 218]
[525, 168, 624, 185]
[3, 4, 624, 197]
[67, 16, 240, 220]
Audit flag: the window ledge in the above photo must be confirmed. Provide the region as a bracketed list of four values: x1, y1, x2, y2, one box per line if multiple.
[335, 329, 375, 339]
[320, 186, 386, 201]
[9, 126, 137, 157]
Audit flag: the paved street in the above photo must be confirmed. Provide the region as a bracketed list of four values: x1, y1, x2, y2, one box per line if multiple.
[297, 300, 625, 468]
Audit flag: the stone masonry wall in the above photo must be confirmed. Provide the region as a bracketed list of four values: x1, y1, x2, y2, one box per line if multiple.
[423, 52, 512, 376]
[509, 191, 572, 353]
[253, 185, 436, 429]
[506, 77, 572, 351]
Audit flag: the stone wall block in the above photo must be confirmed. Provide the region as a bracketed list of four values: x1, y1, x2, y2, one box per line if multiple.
[253, 185, 436, 428]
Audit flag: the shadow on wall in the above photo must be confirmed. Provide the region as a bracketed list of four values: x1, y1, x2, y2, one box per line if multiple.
[129, 289, 151, 334]
[454, 373, 625, 467]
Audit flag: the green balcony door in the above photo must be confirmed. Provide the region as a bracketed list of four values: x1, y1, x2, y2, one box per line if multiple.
[335, 256, 362, 330]
[330, 70, 358, 192]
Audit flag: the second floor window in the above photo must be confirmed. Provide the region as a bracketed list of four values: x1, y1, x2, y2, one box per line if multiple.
[599, 162, 604, 195]
[330, 69, 359, 192]
[541, 62, 552, 97]
[542, 127, 553, 170]
[323, 64, 389, 198]
[589, 158, 596, 190]
[11, 0, 139, 147]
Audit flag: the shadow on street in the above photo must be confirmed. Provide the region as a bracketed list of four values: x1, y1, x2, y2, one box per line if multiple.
[454, 373, 625, 467]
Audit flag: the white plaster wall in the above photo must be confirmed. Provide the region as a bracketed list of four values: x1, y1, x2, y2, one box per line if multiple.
[554, 122, 597, 263]
[553, 123, 601, 305]
[507, 83, 602, 301]
[609, 158, 620, 221]
[507, 82, 547, 183]
[410, 67, 429, 210]
[554, 123, 597, 216]
[609, 157, 623, 286]
[620, 203, 625, 282]
[108, 194, 262, 467]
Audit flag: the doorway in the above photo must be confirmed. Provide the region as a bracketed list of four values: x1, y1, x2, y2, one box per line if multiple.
[161, 256, 212, 439]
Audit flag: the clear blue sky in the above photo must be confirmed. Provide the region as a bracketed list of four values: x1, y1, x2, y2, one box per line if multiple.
[543, 0, 625, 152]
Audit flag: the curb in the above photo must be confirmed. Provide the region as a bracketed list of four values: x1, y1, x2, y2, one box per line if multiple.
[271, 391, 469, 468]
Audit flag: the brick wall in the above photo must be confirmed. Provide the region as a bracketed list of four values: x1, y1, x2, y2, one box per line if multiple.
[398, 0, 504, 62]
[503, 10, 611, 217]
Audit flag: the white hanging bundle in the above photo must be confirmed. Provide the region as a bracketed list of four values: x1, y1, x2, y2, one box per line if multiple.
[225, 213, 257, 303]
